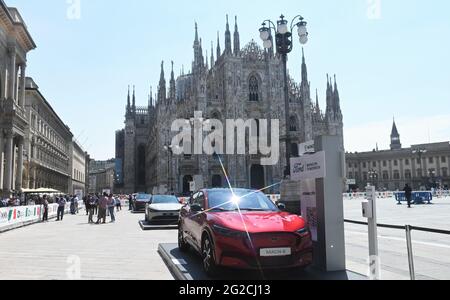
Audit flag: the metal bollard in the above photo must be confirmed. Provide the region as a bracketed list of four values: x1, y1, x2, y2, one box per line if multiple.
[405, 225, 416, 280]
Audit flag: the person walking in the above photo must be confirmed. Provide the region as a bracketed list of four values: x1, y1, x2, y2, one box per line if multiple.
[128, 194, 133, 211]
[87, 195, 96, 224]
[96, 193, 108, 224]
[83, 196, 88, 216]
[42, 195, 49, 222]
[93, 194, 99, 216]
[108, 194, 116, 223]
[116, 195, 122, 212]
[56, 196, 67, 221]
[403, 184, 413, 208]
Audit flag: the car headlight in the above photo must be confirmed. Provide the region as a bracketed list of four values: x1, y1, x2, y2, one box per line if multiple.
[212, 225, 246, 238]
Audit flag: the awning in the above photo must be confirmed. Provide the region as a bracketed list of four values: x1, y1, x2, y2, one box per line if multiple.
[22, 188, 62, 194]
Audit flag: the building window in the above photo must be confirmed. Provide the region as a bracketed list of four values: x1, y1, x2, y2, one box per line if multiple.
[363, 172, 368, 181]
[348, 172, 353, 179]
[383, 161, 387, 167]
[405, 170, 412, 179]
[383, 171, 389, 180]
[417, 158, 421, 164]
[442, 156, 447, 163]
[393, 170, 400, 180]
[417, 169, 422, 177]
[354, 172, 359, 179]
[373, 162, 377, 168]
[405, 159, 410, 166]
[289, 116, 298, 132]
[429, 157, 434, 164]
[363, 162, 367, 168]
[443, 168, 448, 177]
[394, 160, 398, 167]
[248, 76, 259, 102]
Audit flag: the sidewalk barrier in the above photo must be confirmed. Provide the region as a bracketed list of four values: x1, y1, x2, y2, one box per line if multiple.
[394, 192, 433, 205]
[344, 219, 450, 280]
[0, 200, 86, 233]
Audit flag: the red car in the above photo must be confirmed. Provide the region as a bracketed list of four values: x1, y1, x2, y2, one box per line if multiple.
[178, 188, 313, 276]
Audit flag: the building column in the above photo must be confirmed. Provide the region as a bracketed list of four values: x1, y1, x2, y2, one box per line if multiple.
[3, 131, 14, 194]
[7, 47, 16, 102]
[0, 131, 4, 191]
[16, 139, 24, 191]
[19, 64, 26, 107]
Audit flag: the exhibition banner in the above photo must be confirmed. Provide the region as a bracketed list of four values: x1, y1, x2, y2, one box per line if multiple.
[0, 205, 42, 229]
[290, 151, 326, 181]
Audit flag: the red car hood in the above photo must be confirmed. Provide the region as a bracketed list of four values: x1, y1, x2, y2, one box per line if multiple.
[210, 211, 306, 233]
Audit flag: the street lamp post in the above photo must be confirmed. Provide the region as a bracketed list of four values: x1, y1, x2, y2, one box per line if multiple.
[368, 169, 378, 190]
[412, 148, 427, 190]
[259, 14, 308, 178]
[164, 144, 174, 194]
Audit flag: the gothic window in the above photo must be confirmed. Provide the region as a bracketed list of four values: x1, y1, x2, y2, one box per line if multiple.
[248, 76, 260, 102]
[289, 116, 298, 132]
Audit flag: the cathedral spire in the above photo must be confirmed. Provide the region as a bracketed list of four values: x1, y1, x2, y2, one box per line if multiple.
[194, 22, 199, 43]
[233, 16, 240, 55]
[210, 41, 214, 67]
[158, 61, 166, 102]
[127, 85, 131, 109]
[216, 31, 221, 59]
[315, 89, 320, 114]
[225, 15, 232, 55]
[132, 85, 136, 113]
[333, 74, 341, 115]
[301, 48, 308, 84]
[170, 61, 176, 100]
[205, 50, 209, 69]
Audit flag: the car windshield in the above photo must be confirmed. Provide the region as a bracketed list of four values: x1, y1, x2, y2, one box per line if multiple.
[136, 194, 151, 201]
[207, 190, 278, 212]
[151, 195, 179, 204]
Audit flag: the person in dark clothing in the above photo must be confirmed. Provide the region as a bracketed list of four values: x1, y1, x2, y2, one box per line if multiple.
[403, 184, 413, 208]
[42, 195, 49, 222]
[56, 197, 67, 221]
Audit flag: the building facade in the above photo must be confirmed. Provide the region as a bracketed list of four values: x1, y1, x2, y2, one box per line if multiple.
[69, 141, 89, 198]
[0, 2, 36, 196]
[88, 159, 115, 194]
[23, 77, 73, 193]
[116, 17, 344, 195]
[346, 121, 450, 191]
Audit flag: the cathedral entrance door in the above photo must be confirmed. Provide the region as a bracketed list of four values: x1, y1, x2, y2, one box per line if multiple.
[182, 175, 193, 196]
[250, 165, 265, 191]
[212, 175, 222, 188]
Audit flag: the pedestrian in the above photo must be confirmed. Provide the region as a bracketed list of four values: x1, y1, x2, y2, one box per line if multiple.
[83, 196, 88, 216]
[128, 194, 133, 211]
[403, 184, 413, 208]
[96, 193, 108, 224]
[74, 194, 79, 214]
[42, 195, 49, 222]
[56, 196, 67, 221]
[94, 194, 99, 215]
[108, 194, 116, 223]
[70, 195, 76, 215]
[88, 195, 96, 224]
[115, 195, 122, 212]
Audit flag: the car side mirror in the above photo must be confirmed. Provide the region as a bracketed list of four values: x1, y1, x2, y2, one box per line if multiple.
[191, 204, 203, 213]
[277, 203, 286, 211]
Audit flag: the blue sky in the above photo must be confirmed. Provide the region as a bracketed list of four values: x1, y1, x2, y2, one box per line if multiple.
[7, 0, 450, 159]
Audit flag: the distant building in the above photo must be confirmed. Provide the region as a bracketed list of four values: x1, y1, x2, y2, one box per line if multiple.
[69, 141, 89, 197]
[23, 78, 73, 193]
[346, 120, 450, 191]
[89, 159, 115, 194]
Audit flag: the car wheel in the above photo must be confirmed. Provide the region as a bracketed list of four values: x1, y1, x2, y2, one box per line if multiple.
[178, 223, 190, 252]
[202, 235, 218, 277]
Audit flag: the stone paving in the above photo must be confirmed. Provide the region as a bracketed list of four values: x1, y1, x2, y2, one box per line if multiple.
[344, 196, 450, 280]
[0, 208, 177, 280]
[1, 197, 449, 280]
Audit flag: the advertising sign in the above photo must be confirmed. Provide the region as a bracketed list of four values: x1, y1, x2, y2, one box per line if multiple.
[300, 179, 318, 242]
[299, 140, 315, 156]
[0, 205, 42, 230]
[290, 151, 326, 181]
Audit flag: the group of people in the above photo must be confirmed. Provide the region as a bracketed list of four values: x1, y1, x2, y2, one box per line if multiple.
[84, 193, 122, 224]
[0, 196, 22, 208]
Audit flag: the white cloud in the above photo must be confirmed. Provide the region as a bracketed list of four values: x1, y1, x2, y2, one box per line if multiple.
[345, 114, 450, 152]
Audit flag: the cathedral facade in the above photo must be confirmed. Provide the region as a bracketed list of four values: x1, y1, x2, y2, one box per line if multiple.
[115, 17, 344, 195]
